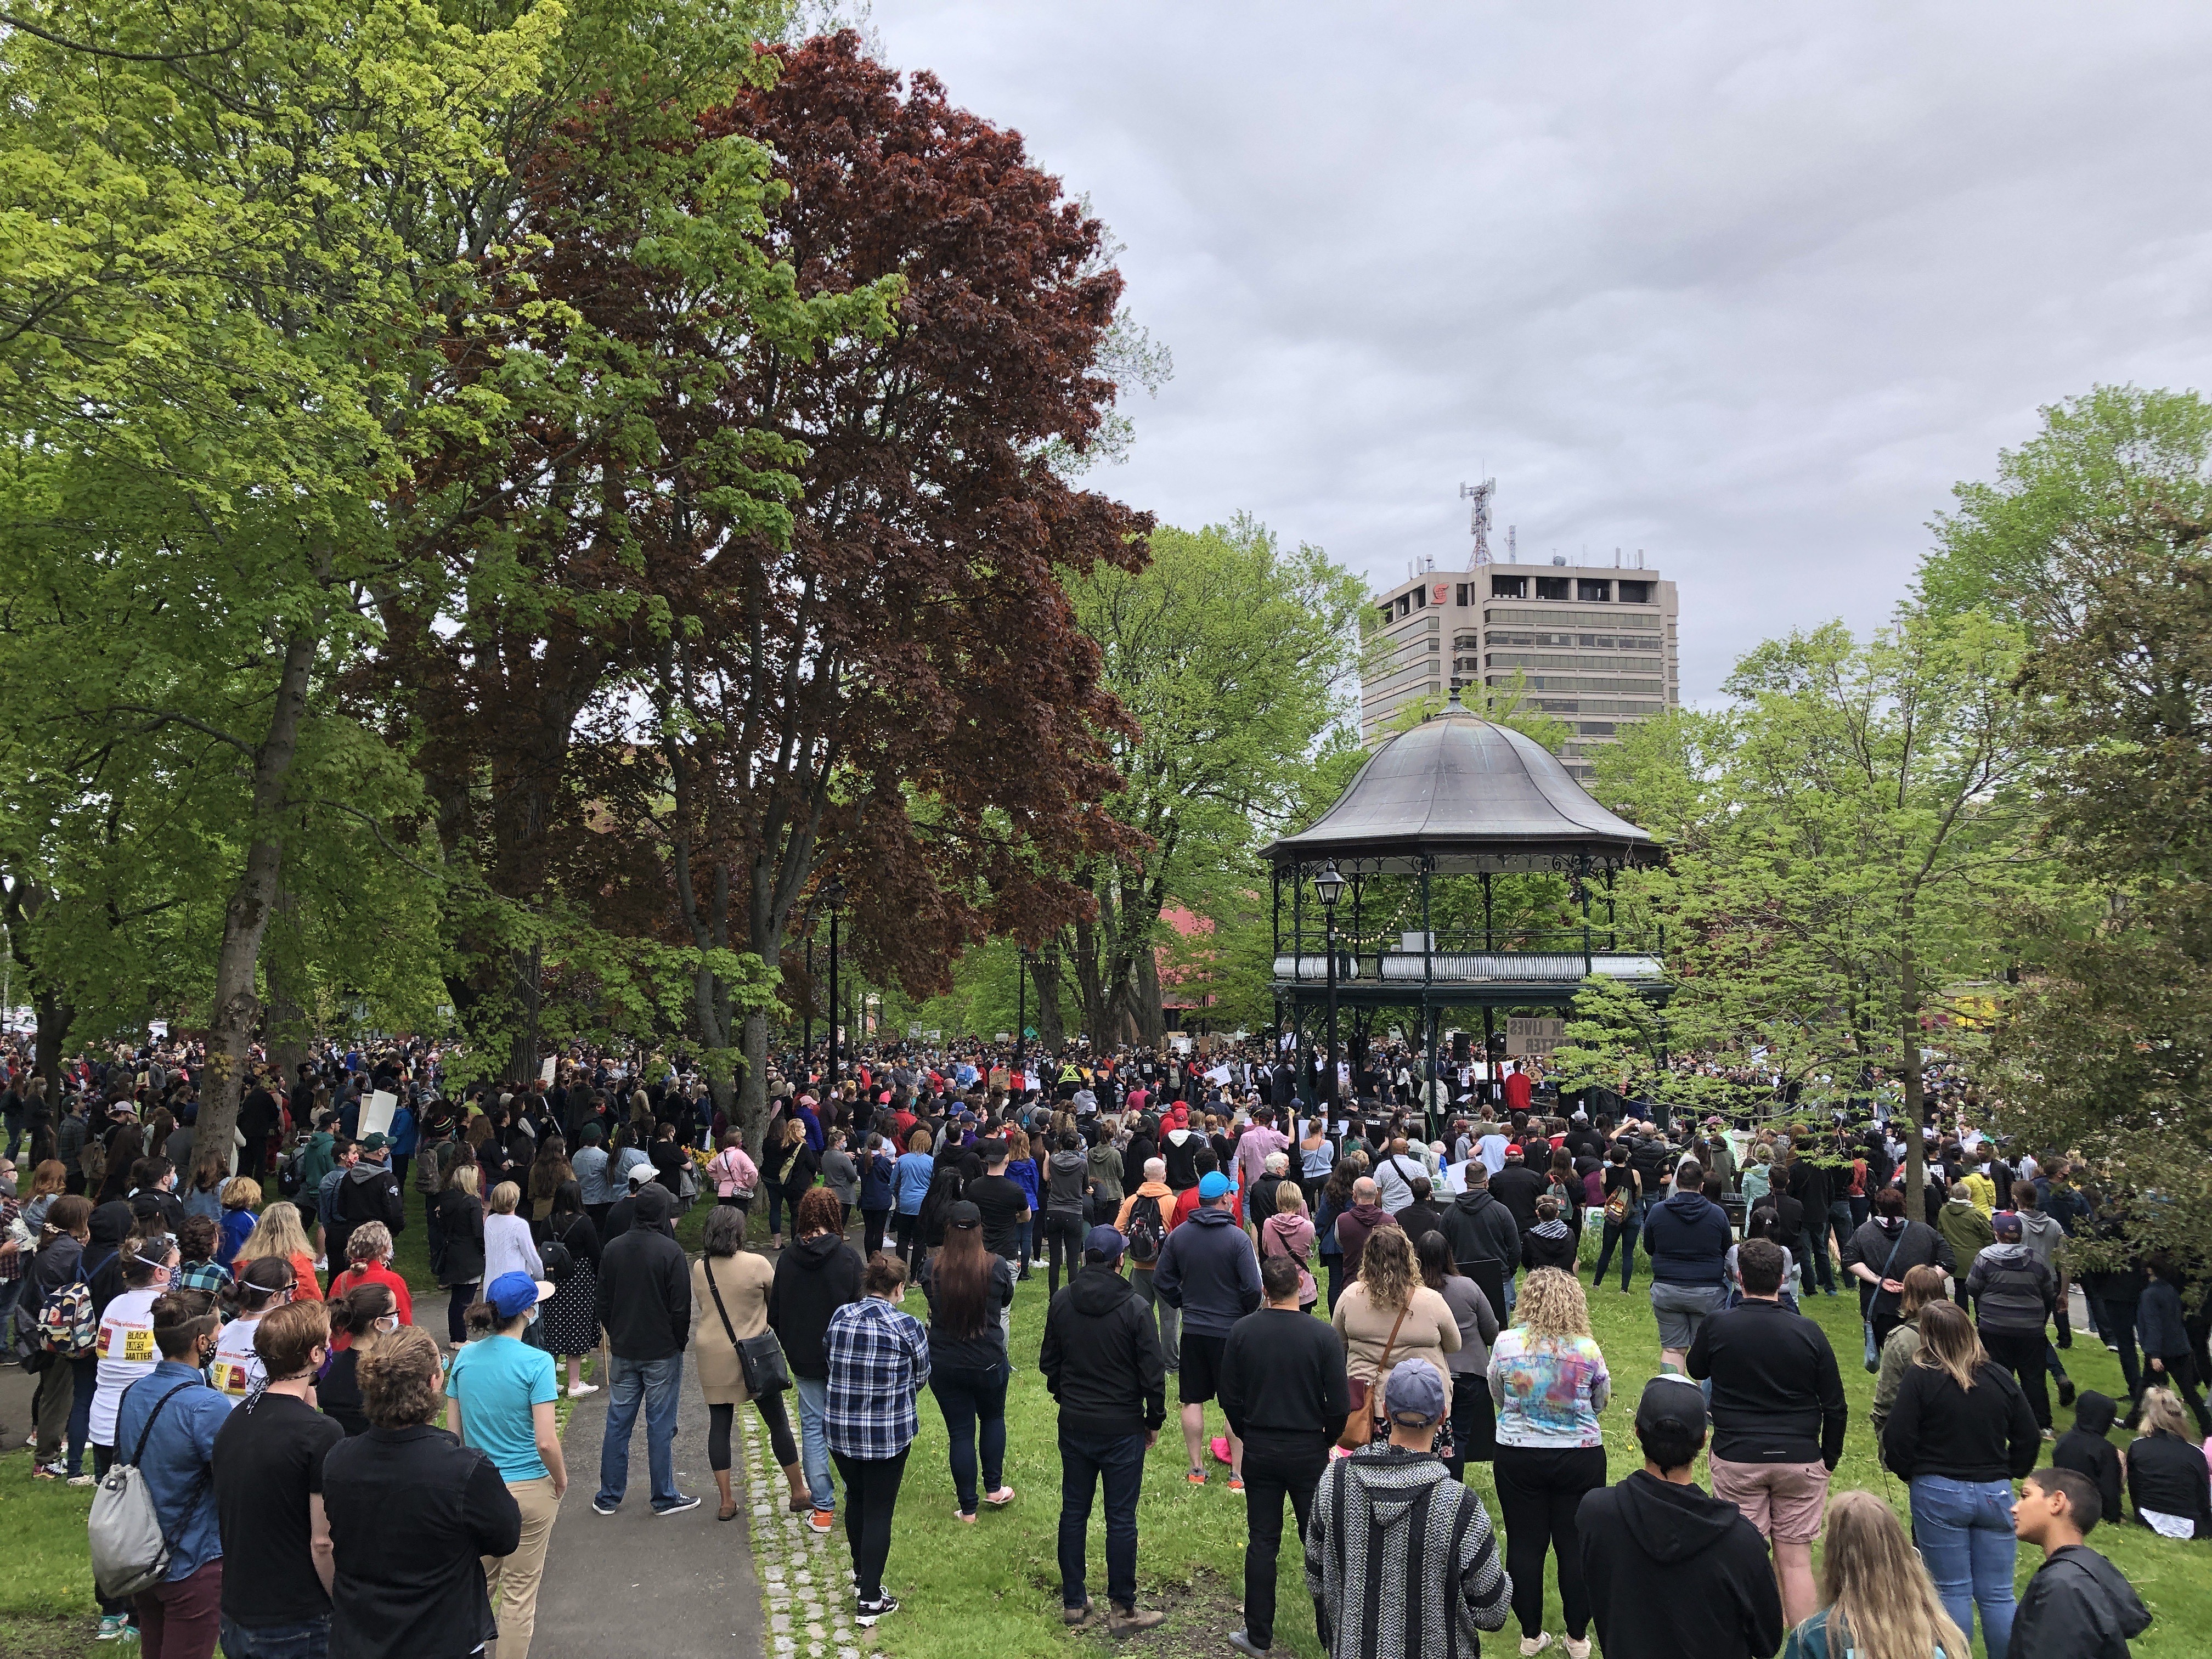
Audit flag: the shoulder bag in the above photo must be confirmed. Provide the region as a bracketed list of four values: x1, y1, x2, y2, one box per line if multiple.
[89, 1379, 201, 1600]
[1336, 1302, 1410, 1452]
[704, 1257, 789, 1396]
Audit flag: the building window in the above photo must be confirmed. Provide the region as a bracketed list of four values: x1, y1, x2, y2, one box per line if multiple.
[1578, 721, 1616, 736]
[1396, 594, 1411, 618]
[1617, 580, 1653, 603]
[1535, 576, 1572, 600]
[1491, 574, 1527, 598]
[1414, 585, 1427, 608]
[1577, 578, 1611, 602]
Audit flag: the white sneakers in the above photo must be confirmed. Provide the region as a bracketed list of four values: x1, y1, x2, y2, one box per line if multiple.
[1521, 1637, 1588, 1659]
[567, 1383, 600, 1398]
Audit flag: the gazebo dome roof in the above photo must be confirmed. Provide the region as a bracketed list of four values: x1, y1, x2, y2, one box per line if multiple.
[1265, 701, 1662, 875]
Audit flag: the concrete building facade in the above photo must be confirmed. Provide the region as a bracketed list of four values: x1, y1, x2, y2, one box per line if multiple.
[1361, 552, 1680, 780]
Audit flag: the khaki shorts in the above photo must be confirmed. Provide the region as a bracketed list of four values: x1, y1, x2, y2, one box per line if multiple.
[1708, 1454, 1830, 1543]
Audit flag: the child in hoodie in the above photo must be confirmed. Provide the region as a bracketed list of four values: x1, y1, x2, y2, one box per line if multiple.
[2053, 1391, 2126, 1525]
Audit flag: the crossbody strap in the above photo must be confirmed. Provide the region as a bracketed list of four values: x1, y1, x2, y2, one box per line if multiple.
[702, 1258, 742, 1351]
[1374, 1303, 1412, 1378]
[127, 1378, 200, 1467]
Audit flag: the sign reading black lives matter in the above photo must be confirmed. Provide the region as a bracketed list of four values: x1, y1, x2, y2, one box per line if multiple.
[1505, 1017, 1566, 1057]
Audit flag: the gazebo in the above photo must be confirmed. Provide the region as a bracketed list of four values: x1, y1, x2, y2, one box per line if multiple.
[1263, 696, 1669, 1125]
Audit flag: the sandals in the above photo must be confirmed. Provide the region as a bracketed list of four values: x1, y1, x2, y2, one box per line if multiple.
[983, 1486, 1015, 1507]
[719, 1500, 739, 1522]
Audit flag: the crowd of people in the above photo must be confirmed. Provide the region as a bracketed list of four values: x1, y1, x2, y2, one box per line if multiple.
[1, 1028, 2201, 1659]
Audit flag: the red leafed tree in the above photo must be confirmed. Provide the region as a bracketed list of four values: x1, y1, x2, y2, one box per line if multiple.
[633, 32, 1152, 1137]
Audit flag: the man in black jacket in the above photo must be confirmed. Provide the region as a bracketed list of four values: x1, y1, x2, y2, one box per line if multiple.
[1039, 1225, 1168, 1635]
[1220, 1254, 1350, 1659]
[591, 1183, 697, 1516]
[1686, 1238, 1848, 1629]
[1439, 1164, 1521, 1314]
[330, 1133, 405, 1267]
[1578, 1377, 1784, 1659]
[1782, 1146, 1837, 1296]
[1488, 1143, 1548, 1238]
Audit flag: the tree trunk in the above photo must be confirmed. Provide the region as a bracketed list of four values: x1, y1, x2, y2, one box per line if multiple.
[35, 985, 72, 1091]
[737, 1005, 770, 1159]
[195, 625, 315, 1172]
[1133, 946, 1167, 1046]
[1030, 955, 1068, 1057]
[265, 884, 311, 1085]
[1899, 918, 1927, 1217]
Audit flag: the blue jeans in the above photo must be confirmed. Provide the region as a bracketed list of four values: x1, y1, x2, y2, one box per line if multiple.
[793, 1374, 837, 1512]
[219, 1614, 331, 1658]
[930, 1364, 1009, 1513]
[596, 1352, 684, 1510]
[1058, 1427, 1146, 1612]
[1910, 1476, 2018, 1659]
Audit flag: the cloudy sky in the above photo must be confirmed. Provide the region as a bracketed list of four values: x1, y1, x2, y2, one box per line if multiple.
[865, 3, 2212, 702]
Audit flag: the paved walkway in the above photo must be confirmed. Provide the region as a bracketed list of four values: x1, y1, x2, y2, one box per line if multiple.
[535, 1350, 774, 1659]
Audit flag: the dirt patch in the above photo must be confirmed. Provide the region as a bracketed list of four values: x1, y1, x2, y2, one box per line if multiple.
[1046, 1568, 1249, 1658]
[0, 1615, 101, 1659]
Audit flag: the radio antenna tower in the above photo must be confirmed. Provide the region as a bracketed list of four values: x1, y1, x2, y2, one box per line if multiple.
[1459, 478, 1496, 567]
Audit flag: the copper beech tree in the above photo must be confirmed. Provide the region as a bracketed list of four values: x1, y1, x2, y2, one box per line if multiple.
[378, 33, 1149, 1135]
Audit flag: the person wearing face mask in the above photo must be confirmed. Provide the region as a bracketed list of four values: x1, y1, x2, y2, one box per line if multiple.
[447, 1272, 566, 1659]
[318, 1283, 403, 1436]
[210, 1257, 302, 1402]
[212, 1299, 343, 1657]
[110, 1289, 235, 1655]
[84, 1231, 182, 1638]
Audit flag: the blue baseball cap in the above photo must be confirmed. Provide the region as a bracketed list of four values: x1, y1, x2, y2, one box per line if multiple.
[1083, 1225, 1127, 1261]
[487, 1271, 554, 1319]
[1198, 1171, 1233, 1202]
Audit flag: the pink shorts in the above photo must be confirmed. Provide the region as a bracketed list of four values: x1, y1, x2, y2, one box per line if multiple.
[1708, 1455, 1830, 1543]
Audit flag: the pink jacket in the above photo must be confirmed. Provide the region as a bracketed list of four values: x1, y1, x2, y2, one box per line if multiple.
[708, 1146, 759, 1198]
[1261, 1211, 1318, 1306]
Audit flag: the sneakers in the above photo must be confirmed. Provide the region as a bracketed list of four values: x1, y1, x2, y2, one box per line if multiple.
[855, 1594, 899, 1627]
[1519, 1638, 1554, 1658]
[31, 1462, 61, 1480]
[808, 1506, 836, 1534]
[95, 1615, 132, 1641]
[655, 1493, 702, 1516]
[1227, 1476, 1246, 1494]
[1108, 1606, 1166, 1635]
[983, 1485, 1015, 1506]
[567, 1382, 600, 1398]
[592, 1497, 619, 1516]
[2040, 1429, 2057, 1442]
[67, 1472, 96, 1487]
[1229, 1630, 1271, 1657]
[1564, 1640, 1593, 1659]
[1186, 1469, 1207, 1486]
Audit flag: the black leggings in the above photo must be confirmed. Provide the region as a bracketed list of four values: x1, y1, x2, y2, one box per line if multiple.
[447, 1283, 478, 1346]
[831, 1447, 910, 1603]
[1493, 1444, 1607, 1641]
[1042, 1211, 1087, 1295]
[708, 1393, 799, 1472]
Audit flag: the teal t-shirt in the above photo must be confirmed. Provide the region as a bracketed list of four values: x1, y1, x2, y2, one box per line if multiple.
[445, 1334, 558, 1481]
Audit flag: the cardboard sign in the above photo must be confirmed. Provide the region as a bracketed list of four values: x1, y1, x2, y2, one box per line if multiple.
[540, 1056, 558, 1085]
[1505, 1017, 1566, 1058]
[359, 1090, 398, 1139]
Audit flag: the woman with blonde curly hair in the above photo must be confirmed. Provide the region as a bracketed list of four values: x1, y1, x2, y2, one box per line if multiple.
[1331, 1224, 1462, 1438]
[1486, 1267, 1612, 1658]
[235, 1199, 323, 1300]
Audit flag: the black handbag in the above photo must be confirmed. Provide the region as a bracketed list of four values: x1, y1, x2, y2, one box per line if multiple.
[704, 1258, 790, 1395]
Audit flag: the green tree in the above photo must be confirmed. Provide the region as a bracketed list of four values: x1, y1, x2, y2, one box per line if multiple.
[1052, 516, 1369, 1045]
[1584, 613, 2045, 1207]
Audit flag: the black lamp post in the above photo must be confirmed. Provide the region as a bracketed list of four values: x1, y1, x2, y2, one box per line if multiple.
[1015, 947, 1035, 1077]
[1312, 861, 1344, 1105]
[822, 880, 846, 1093]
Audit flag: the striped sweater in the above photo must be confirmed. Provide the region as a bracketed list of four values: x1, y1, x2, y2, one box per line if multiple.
[1304, 1444, 1510, 1659]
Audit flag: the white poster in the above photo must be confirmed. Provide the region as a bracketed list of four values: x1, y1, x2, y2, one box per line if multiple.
[540, 1056, 557, 1085]
[359, 1090, 398, 1139]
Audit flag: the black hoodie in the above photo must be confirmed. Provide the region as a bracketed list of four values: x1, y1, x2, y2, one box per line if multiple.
[2052, 1391, 2125, 1525]
[2011, 1544, 2152, 1659]
[1576, 1472, 1783, 1659]
[1038, 1265, 1166, 1437]
[1440, 1188, 1521, 1277]
[766, 1232, 864, 1379]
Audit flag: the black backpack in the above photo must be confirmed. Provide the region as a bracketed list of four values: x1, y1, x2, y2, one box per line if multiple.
[1126, 1194, 1167, 1265]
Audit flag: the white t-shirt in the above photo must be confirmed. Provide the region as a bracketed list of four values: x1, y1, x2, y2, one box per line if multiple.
[209, 1314, 268, 1399]
[91, 1286, 162, 1446]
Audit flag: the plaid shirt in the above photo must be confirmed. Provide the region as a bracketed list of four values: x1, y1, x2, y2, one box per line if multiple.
[822, 1295, 930, 1461]
[0, 1198, 19, 1284]
[175, 1260, 230, 1297]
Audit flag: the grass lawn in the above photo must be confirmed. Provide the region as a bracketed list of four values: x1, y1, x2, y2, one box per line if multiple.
[6, 1198, 2207, 1658]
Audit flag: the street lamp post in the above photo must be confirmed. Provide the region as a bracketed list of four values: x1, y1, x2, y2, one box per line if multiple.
[822, 880, 846, 1096]
[1312, 861, 1344, 1107]
[1015, 947, 1034, 1078]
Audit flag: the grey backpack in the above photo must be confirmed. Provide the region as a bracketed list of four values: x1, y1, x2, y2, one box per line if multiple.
[89, 1379, 201, 1600]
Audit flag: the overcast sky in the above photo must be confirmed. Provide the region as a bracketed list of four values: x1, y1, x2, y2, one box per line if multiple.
[866, 4, 2212, 702]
